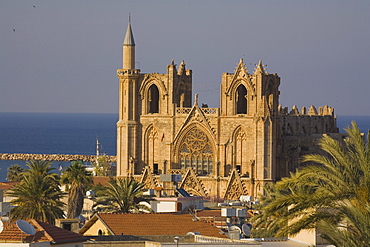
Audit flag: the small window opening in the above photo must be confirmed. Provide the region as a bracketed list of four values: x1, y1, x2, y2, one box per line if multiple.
[236, 165, 241, 174]
[236, 85, 247, 114]
[62, 223, 71, 231]
[149, 84, 159, 113]
[153, 163, 159, 174]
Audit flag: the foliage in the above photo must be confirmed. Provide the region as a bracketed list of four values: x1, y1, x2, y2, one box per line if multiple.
[7, 164, 24, 182]
[60, 160, 93, 218]
[251, 122, 370, 246]
[7, 160, 65, 223]
[87, 183, 108, 197]
[92, 156, 113, 176]
[94, 177, 153, 213]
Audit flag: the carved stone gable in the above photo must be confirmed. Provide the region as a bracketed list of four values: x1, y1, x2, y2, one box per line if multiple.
[253, 60, 267, 75]
[225, 59, 256, 99]
[224, 169, 247, 200]
[140, 166, 158, 189]
[179, 168, 207, 197]
[173, 103, 216, 145]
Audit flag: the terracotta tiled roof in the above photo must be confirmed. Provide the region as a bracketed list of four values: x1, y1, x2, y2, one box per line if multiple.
[0, 182, 19, 191]
[195, 209, 221, 218]
[92, 176, 111, 186]
[33, 220, 87, 244]
[0, 220, 48, 243]
[0, 219, 87, 244]
[81, 213, 227, 238]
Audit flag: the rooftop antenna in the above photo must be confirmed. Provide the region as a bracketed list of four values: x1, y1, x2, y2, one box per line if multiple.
[129, 13, 131, 23]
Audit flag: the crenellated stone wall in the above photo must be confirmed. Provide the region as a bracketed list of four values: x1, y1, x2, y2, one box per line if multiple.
[279, 104, 335, 116]
[0, 153, 116, 163]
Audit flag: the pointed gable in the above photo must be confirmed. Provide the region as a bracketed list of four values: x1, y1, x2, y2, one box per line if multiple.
[140, 166, 159, 188]
[253, 60, 267, 74]
[224, 169, 248, 200]
[179, 168, 208, 197]
[173, 95, 216, 146]
[225, 59, 256, 99]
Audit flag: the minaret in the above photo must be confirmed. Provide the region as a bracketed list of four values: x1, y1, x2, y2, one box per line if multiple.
[123, 16, 135, 69]
[116, 17, 141, 177]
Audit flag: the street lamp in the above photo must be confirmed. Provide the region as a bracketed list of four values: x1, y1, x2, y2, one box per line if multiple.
[174, 236, 180, 247]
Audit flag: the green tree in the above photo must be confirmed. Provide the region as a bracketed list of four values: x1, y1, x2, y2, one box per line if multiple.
[60, 160, 93, 218]
[92, 156, 113, 176]
[94, 177, 153, 213]
[7, 164, 24, 182]
[7, 160, 64, 223]
[251, 122, 370, 246]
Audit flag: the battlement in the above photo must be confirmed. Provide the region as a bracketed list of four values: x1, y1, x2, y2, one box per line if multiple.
[278, 104, 334, 116]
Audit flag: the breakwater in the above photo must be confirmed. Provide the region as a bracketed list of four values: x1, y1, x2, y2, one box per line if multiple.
[0, 153, 117, 163]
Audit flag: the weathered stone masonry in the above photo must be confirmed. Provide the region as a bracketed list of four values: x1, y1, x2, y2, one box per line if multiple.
[116, 21, 339, 200]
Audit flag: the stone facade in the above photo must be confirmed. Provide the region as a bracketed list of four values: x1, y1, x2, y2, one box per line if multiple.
[116, 22, 338, 200]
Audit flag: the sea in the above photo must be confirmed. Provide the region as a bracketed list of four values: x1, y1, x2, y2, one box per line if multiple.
[0, 112, 369, 182]
[0, 112, 117, 182]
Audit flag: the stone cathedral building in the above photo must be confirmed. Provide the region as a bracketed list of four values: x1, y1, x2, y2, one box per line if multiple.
[116, 21, 338, 200]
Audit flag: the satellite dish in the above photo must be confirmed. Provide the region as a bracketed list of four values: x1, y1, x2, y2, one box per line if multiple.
[0, 220, 3, 234]
[16, 220, 36, 235]
[242, 223, 252, 237]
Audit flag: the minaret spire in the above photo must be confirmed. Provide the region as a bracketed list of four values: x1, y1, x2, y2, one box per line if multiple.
[123, 15, 135, 69]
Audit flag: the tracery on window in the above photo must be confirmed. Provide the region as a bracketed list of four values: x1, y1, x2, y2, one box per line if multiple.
[179, 128, 213, 175]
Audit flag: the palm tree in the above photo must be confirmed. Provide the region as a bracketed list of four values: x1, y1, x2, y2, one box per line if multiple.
[94, 177, 153, 213]
[251, 122, 370, 246]
[7, 160, 64, 223]
[7, 164, 24, 182]
[60, 160, 93, 218]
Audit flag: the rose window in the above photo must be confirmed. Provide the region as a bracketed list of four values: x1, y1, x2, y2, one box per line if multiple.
[179, 128, 213, 175]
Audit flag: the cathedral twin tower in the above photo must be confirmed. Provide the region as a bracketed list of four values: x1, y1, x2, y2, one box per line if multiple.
[116, 21, 338, 199]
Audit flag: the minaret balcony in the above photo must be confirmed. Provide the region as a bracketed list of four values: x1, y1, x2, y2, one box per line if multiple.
[117, 69, 141, 76]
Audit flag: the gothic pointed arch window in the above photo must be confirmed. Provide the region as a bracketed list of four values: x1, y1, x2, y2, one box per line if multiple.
[146, 126, 158, 169]
[234, 128, 246, 175]
[179, 127, 213, 175]
[236, 84, 247, 114]
[148, 84, 159, 113]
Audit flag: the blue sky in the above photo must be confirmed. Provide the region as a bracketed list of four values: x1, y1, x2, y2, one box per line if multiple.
[1, 1, 370, 116]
